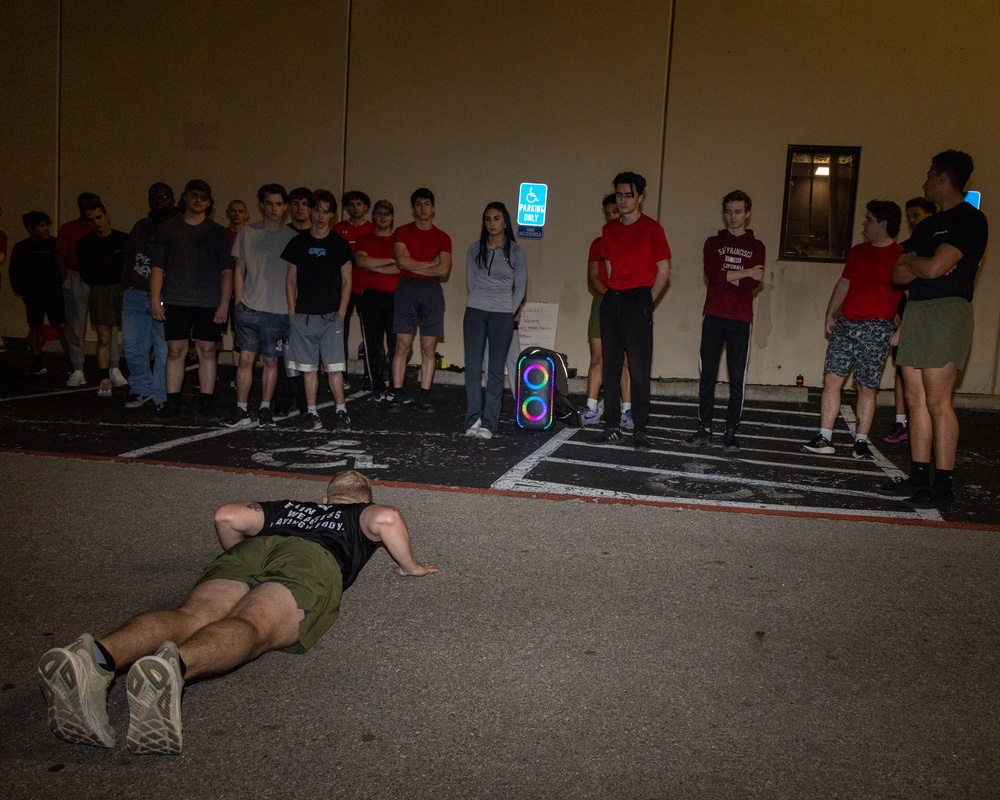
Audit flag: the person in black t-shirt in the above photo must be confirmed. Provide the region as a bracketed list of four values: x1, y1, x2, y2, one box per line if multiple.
[281, 189, 353, 432]
[882, 150, 989, 510]
[38, 469, 437, 755]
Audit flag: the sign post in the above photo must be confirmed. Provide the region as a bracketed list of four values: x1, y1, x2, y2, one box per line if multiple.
[517, 182, 548, 240]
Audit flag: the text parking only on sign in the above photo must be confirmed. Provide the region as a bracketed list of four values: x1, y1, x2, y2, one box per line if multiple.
[518, 183, 547, 240]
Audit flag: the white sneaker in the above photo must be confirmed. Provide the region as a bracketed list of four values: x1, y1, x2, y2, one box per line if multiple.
[579, 408, 601, 427]
[127, 641, 184, 755]
[465, 419, 482, 437]
[476, 428, 493, 440]
[109, 367, 129, 388]
[66, 370, 87, 387]
[37, 633, 116, 748]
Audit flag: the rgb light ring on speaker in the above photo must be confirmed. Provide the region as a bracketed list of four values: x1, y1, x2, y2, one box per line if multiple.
[521, 396, 549, 422]
[522, 364, 550, 391]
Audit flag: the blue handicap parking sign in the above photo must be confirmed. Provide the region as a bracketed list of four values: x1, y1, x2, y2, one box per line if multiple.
[518, 183, 548, 227]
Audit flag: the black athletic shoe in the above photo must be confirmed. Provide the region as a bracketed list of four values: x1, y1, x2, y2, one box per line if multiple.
[682, 428, 712, 447]
[416, 398, 435, 414]
[633, 430, 651, 449]
[802, 434, 835, 455]
[222, 407, 252, 428]
[723, 429, 740, 453]
[902, 486, 954, 510]
[590, 426, 622, 444]
[197, 406, 220, 424]
[257, 407, 275, 428]
[852, 440, 874, 460]
[875, 477, 927, 499]
[333, 409, 351, 431]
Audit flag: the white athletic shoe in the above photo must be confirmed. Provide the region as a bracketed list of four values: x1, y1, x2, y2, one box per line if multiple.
[126, 641, 184, 755]
[66, 370, 87, 387]
[37, 633, 116, 748]
[109, 367, 129, 388]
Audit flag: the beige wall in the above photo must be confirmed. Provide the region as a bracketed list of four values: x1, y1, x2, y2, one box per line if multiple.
[2, 1, 996, 393]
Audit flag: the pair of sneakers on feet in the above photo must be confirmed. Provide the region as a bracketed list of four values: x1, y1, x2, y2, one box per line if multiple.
[683, 427, 741, 453]
[38, 633, 185, 755]
[803, 434, 875, 461]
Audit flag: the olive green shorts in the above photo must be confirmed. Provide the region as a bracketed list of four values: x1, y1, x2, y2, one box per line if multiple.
[896, 296, 974, 371]
[196, 536, 343, 653]
[588, 293, 603, 340]
[88, 284, 123, 327]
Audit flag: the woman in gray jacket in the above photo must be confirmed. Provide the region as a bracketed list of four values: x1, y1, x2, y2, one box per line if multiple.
[463, 202, 527, 439]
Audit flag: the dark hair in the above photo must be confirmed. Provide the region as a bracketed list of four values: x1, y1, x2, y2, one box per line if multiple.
[257, 183, 289, 204]
[722, 189, 752, 212]
[602, 193, 617, 208]
[612, 171, 646, 197]
[77, 192, 102, 214]
[84, 203, 108, 215]
[23, 211, 51, 231]
[342, 190, 371, 208]
[905, 197, 936, 214]
[866, 199, 902, 239]
[288, 186, 312, 202]
[411, 187, 435, 207]
[476, 201, 516, 270]
[931, 150, 974, 190]
[309, 189, 338, 213]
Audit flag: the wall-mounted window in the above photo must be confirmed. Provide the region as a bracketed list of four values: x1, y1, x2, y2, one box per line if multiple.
[779, 145, 861, 263]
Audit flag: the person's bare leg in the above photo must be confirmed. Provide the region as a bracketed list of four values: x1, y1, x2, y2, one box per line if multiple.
[261, 356, 278, 403]
[177, 581, 303, 680]
[236, 349, 256, 404]
[855, 385, 877, 438]
[902, 366, 931, 462]
[922, 363, 960, 470]
[195, 339, 217, 393]
[328, 370, 345, 404]
[819, 372, 846, 430]
[99, 580, 248, 670]
[96, 325, 112, 370]
[621, 352, 632, 403]
[893, 368, 907, 417]
[303, 371, 319, 406]
[392, 333, 415, 390]
[418, 334, 437, 390]
[587, 338, 603, 402]
[166, 340, 188, 393]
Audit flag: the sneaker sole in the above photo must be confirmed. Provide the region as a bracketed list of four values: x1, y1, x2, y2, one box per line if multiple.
[222, 418, 253, 428]
[37, 649, 115, 748]
[802, 446, 835, 455]
[126, 655, 182, 755]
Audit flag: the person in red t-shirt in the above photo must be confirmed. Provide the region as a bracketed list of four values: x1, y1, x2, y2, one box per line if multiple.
[355, 199, 400, 400]
[334, 190, 374, 381]
[803, 200, 903, 460]
[389, 188, 452, 412]
[591, 171, 671, 449]
[581, 193, 633, 428]
[682, 190, 765, 453]
[57, 191, 107, 387]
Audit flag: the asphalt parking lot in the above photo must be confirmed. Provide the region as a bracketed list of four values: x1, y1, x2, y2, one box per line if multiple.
[2, 348, 999, 529]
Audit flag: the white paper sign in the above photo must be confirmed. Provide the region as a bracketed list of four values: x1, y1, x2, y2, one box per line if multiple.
[517, 302, 559, 351]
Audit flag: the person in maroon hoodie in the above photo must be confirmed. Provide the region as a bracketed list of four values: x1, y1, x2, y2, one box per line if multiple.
[682, 190, 765, 453]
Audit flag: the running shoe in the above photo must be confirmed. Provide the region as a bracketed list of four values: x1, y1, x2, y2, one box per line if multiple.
[37, 633, 115, 748]
[802, 434, 835, 454]
[126, 641, 184, 755]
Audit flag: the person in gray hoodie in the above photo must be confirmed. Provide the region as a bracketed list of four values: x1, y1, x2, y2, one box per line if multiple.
[463, 201, 527, 439]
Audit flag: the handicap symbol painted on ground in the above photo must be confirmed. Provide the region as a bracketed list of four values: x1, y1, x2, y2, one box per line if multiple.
[251, 440, 388, 470]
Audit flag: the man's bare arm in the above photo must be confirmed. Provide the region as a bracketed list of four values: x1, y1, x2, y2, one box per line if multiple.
[338, 260, 352, 319]
[651, 259, 671, 300]
[356, 250, 399, 274]
[285, 262, 297, 316]
[214, 269, 233, 324]
[213, 501, 266, 550]
[824, 277, 850, 334]
[893, 243, 964, 285]
[233, 257, 247, 305]
[360, 505, 439, 577]
[587, 260, 607, 295]
[394, 241, 441, 274]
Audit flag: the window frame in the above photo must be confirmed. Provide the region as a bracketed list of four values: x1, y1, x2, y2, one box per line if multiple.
[778, 144, 862, 263]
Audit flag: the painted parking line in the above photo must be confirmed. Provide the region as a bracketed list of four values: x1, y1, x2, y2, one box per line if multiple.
[491, 398, 942, 523]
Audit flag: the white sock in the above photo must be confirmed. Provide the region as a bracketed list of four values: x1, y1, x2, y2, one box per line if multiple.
[587, 398, 598, 412]
[622, 402, 632, 412]
[237, 402, 248, 411]
[820, 428, 833, 441]
[336, 403, 347, 412]
[896, 414, 906, 424]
